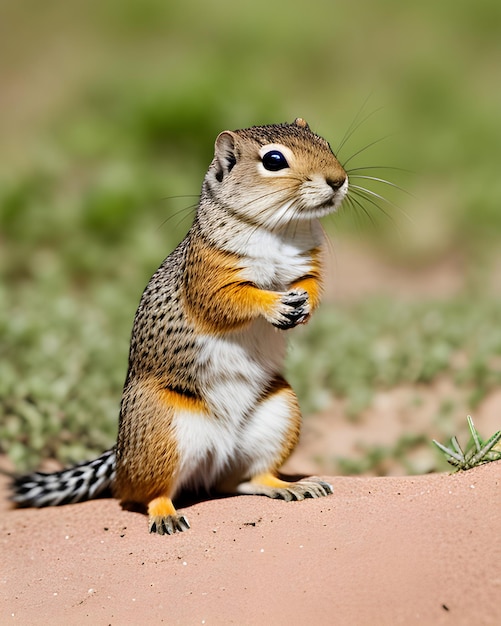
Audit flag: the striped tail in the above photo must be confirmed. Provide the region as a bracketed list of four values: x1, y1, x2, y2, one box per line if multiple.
[11, 448, 116, 507]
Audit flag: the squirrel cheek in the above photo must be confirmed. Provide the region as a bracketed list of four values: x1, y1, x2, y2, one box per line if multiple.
[298, 181, 331, 208]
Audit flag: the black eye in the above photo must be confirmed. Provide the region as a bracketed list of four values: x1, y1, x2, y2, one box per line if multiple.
[261, 150, 289, 171]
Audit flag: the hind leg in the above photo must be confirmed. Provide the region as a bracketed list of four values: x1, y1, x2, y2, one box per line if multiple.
[117, 379, 203, 535]
[220, 376, 333, 500]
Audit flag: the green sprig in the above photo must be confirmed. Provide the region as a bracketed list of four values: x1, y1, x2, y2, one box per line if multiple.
[433, 416, 501, 471]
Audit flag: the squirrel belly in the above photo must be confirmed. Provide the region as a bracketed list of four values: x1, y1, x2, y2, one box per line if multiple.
[12, 119, 348, 535]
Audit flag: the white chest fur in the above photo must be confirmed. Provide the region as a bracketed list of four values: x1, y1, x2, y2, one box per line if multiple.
[235, 220, 324, 290]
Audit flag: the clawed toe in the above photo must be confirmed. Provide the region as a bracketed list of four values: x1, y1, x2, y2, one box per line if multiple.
[149, 514, 190, 535]
[239, 475, 333, 501]
[279, 479, 333, 501]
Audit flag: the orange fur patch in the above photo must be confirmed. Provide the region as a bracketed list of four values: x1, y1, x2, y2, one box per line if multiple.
[250, 473, 292, 490]
[147, 496, 177, 518]
[290, 248, 323, 312]
[160, 387, 208, 414]
[184, 241, 280, 332]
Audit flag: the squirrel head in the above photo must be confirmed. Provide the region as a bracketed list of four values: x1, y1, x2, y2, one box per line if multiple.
[204, 119, 348, 229]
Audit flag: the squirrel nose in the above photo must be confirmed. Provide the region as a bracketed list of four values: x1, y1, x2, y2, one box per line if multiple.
[326, 176, 347, 191]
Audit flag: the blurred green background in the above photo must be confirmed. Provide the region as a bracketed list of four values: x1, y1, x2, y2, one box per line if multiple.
[1, 0, 501, 473]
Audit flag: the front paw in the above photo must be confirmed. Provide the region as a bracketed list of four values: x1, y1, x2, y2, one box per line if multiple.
[271, 289, 310, 329]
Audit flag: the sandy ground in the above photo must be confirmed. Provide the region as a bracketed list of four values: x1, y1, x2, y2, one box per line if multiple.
[2, 245, 501, 625]
[1, 460, 500, 625]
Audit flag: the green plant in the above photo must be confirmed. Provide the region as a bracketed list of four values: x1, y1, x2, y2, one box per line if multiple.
[433, 415, 501, 470]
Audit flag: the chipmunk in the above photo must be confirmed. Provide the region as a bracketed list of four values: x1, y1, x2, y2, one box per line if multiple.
[12, 118, 348, 534]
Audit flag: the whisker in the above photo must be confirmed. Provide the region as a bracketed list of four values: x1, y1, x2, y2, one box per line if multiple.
[349, 184, 404, 213]
[348, 187, 412, 235]
[336, 107, 385, 158]
[347, 165, 413, 175]
[235, 184, 301, 249]
[341, 134, 395, 169]
[238, 185, 297, 218]
[159, 194, 200, 201]
[285, 208, 300, 241]
[348, 187, 403, 226]
[322, 221, 336, 267]
[172, 205, 199, 229]
[156, 202, 198, 231]
[347, 175, 414, 197]
[344, 194, 377, 226]
[335, 92, 374, 155]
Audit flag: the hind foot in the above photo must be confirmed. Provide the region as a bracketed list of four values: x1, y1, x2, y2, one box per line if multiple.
[149, 514, 190, 535]
[147, 496, 190, 535]
[236, 472, 333, 501]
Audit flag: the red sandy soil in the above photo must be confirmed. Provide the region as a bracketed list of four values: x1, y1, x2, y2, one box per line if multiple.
[2, 246, 501, 625]
[1, 461, 500, 625]
[2, 238, 501, 625]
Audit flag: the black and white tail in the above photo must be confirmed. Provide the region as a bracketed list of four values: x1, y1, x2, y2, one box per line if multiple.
[11, 448, 116, 507]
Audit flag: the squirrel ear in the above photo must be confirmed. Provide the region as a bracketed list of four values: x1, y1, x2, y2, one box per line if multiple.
[294, 117, 310, 130]
[213, 131, 237, 182]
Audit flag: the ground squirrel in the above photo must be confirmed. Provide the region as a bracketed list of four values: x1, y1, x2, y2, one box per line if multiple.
[12, 118, 348, 534]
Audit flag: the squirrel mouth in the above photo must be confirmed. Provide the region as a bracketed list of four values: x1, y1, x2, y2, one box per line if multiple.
[317, 193, 345, 212]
